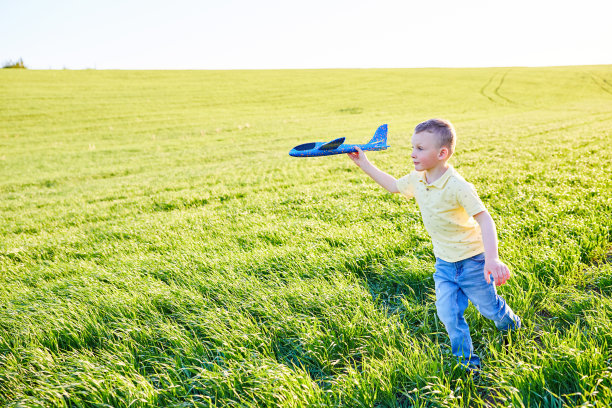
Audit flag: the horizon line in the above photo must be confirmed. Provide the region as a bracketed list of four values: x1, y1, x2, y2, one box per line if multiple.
[4, 63, 612, 71]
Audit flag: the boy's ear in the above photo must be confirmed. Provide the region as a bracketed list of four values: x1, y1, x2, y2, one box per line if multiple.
[438, 146, 449, 160]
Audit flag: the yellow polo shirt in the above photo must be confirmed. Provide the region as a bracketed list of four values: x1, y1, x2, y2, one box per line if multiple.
[396, 166, 487, 262]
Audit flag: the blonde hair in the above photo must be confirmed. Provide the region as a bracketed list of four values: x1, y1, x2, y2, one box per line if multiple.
[414, 118, 456, 154]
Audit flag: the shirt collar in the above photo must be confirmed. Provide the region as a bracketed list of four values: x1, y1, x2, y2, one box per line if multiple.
[418, 165, 454, 189]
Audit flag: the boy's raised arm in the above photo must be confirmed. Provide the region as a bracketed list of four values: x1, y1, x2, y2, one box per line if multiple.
[347, 146, 399, 193]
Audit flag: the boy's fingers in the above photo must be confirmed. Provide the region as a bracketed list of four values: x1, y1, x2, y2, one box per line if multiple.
[484, 271, 491, 284]
[492, 270, 500, 286]
[493, 268, 504, 286]
[499, 267, 509, 285]
[495, 268, 506, 286]
[495, 266, 507, 285]
[493, 268, 502, 285]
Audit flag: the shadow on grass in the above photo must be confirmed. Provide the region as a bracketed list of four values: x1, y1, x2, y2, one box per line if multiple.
[343, 253, 447, 344]
[345, 254, 436, 309]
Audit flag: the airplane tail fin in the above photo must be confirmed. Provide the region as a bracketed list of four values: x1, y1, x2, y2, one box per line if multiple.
[368, 124, 388, 146]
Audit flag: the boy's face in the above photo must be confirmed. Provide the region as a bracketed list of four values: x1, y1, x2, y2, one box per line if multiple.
[411, 131, 447, 172]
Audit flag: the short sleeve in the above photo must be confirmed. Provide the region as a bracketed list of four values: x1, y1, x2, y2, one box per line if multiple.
[396, 172, 416, 199]
[456, 182, 487, 216]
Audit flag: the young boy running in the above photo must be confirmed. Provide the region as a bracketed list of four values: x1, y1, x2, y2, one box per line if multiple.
[348, 118, 521, 369]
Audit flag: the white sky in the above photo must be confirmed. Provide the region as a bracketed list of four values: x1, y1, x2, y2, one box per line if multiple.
[1, 0, 611, 69]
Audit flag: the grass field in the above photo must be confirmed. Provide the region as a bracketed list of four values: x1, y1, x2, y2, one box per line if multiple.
[1, 66, 611, 407]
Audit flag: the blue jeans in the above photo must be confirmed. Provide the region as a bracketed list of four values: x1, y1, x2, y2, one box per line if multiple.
[434, 253, 521, 367]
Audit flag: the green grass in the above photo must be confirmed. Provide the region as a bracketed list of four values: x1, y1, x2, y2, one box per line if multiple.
[1, 66, 611, 407]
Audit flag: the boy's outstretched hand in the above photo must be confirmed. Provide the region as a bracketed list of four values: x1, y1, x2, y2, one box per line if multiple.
[347, 146, 369, 168]
[484, 258, 511, 286]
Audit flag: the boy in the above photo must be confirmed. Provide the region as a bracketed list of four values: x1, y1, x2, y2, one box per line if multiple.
[347, 118, 521, 369]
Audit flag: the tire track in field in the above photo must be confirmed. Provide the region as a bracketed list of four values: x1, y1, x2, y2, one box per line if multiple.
[493, 71, 518, 104]
[480, 70, 518, 105]
[590, 74, 612, 96]
[518, 113, 612, 139]
[479, 72, 498, 104]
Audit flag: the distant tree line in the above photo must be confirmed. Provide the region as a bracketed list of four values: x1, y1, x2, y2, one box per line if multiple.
[3, 58, 26, 69]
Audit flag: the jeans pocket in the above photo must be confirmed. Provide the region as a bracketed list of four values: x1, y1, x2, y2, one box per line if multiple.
[464, 256, 486, 280]
[471, 253, 485, 263]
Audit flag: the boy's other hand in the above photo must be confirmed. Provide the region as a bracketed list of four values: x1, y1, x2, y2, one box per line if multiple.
[484, 258, 511, 286]
[347, 146, 369, 168]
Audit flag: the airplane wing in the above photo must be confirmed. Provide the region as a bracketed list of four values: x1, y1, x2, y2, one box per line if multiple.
[319, 137, 345, 150]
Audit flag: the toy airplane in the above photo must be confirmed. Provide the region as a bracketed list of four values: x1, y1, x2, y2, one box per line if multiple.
[289, 124, 389, 157]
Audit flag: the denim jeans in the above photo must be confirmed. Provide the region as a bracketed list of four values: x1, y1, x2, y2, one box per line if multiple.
[433, 253, 521, 367]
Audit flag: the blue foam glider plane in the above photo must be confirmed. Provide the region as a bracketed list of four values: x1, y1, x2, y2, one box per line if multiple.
[289, 124, 389, 157]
